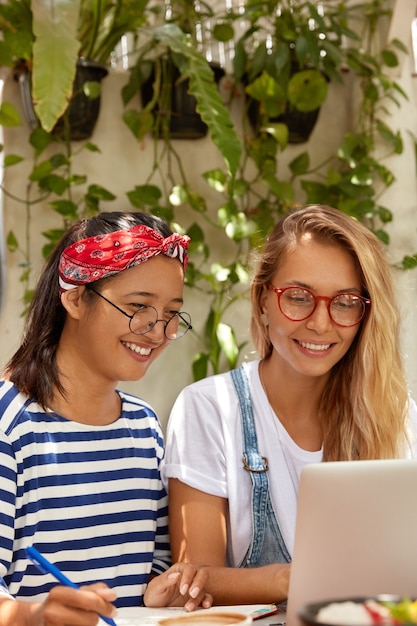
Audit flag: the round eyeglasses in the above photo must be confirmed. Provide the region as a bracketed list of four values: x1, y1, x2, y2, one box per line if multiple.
[89, 288, 192, 340]
[267, 285, 371, 328]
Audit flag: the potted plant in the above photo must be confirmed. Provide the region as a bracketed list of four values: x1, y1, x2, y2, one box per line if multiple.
[123, 0, 228, 139]
[222, 0, 358, 143]
[0, 0, 149, 139]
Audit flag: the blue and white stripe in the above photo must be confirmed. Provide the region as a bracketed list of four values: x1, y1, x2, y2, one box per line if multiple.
[0, 381, 170, 607]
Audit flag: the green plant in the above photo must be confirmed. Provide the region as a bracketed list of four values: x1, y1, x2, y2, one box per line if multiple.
[121, 20, 245, 378]
[173, 0, 417, 378]
[223, 0, 358, 141]
[0, 0, 149, 132]
[2, 0, 416, 384]
[3, 125, 117, 312]
[204, 0, 415, 243]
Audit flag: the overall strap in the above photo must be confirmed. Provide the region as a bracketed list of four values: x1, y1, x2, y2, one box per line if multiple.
[231, 366, 268, 473]
[230, 365, 270, 564]
[231, 365, 292, 566]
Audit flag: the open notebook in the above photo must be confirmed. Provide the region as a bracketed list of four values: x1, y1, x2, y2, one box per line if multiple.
[286, 459, 417, 626]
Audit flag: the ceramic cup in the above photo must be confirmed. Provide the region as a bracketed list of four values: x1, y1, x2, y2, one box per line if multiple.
[158, 611, 253, 626]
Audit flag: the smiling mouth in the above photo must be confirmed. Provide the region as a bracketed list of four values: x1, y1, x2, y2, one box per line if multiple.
[122, 341, 152, 356]
[296, 340, 333, 351]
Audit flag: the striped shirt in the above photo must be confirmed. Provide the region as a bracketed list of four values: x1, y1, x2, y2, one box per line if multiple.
[0, 380, 171, 608]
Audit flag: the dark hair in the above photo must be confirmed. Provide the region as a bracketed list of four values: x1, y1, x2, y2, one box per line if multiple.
[5, 211, 173, 408]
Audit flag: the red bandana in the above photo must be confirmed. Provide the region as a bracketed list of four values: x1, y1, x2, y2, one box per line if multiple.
[58, 224, 190, 292]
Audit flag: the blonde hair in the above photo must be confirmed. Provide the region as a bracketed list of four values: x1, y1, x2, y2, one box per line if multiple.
[251, 205, 409, 461]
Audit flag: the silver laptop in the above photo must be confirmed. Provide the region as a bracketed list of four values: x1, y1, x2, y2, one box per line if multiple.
[286, 459, 417, 626]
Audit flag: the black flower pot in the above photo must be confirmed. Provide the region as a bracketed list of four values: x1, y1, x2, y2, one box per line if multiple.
[247, 97, 320, 144]
[140, 59, 224, 140]
[17, 58, 108, 141]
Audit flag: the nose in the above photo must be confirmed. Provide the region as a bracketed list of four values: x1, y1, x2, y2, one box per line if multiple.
[143, 319, 167, 342]
[305, 299, 333, 333]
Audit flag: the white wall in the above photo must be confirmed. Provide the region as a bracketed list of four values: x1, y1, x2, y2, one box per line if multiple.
[1, 0, 416, 428]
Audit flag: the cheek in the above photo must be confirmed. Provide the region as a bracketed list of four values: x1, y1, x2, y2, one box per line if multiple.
[341, 325, 361, 351]
[268, 315, 298, 342]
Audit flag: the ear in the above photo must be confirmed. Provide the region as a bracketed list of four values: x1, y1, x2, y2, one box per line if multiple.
[260, 313, 269, 327]
[260, 284, 269, 316]
[60, 287, 85, 320]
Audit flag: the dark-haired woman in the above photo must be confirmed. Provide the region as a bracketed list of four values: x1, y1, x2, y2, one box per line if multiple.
[0, 211, 210, 626]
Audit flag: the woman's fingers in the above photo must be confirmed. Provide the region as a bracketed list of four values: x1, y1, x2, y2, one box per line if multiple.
[144, 563, 213, 610]
[42, 583, 118, 625]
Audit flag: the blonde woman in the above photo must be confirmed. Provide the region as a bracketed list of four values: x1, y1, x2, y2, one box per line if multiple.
[163, 204, 417, 605]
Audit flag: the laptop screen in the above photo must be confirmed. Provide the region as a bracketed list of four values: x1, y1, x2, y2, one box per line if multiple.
[286, 459, 417, 626]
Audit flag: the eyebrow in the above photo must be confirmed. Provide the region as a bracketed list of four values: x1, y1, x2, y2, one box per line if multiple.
[125, 291, 184, 305]
[284, 281, 362, 294]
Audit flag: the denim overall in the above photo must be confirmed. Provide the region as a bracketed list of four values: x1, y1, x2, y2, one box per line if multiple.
[231, 366, 291, 567]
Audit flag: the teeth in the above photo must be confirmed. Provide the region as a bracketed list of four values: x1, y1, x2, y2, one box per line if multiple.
[298, 341, 331, 351]
[123, 341, 151, 356]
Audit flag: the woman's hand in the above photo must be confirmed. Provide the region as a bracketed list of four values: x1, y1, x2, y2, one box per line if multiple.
[38, 582, 118, 625]
[144, 564, 213, 612]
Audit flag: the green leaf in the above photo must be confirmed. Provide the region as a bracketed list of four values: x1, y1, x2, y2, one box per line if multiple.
[84, 142, 101, 153]
[42, 228, 67, 244]
[210, 262, 231, 282]
[212, 23, 234, 43]
[288, 70, 328, 112]
[29, 159, 53, 181]
[301, 179, 329, 204]
[262, 123, 288, 150]
[402, 255, 417, 270]
[38, 173, 69, 195]
[377, 206, 393, 224]
[4, 154, 24, 167]
[230, 178, 249, 199]
[350, 165, 373, 186]
[123, 108, 154, 141]
[192, 352, 209, 381]
[203, 169, 227, 193]
[70, 173, 88, 186]
[374, 229, 389, 245]
[6, 230, 19, 252]
[127, 184, 162, 209]
[86, 184, 116, 201]
[391, 38, 408, 55]
[32, 0, 81, 131]
[289, 151, 310, 175]
[382, 49, 398, 68]
[187, 222, 205, 244]
[83, 80, 102, 100]
[0, 101, 22, 126]
[49, 199, 79, 219]
[246, 71, 286, 117]
[169, 185, 188, 206]
[148, 24, 241, 176]
[233, 39, 247, 82]
[225, 213, 257, 242]
[29, 127, 53, 154]
[376, 120, 403, 154]
[216, 323, 239, 368]
[0, 1, 33, 65]
[408, 131, 417, 177]
[264, 176, 295, 205]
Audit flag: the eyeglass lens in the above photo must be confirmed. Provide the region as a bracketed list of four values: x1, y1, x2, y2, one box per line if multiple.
[279, 287, 366, 326]
[129, 307, 192, 339]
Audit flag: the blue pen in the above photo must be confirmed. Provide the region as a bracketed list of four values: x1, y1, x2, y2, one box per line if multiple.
[26, 546, 117, 626]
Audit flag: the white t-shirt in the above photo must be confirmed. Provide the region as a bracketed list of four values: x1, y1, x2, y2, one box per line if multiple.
[162, 360, 417, 567]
